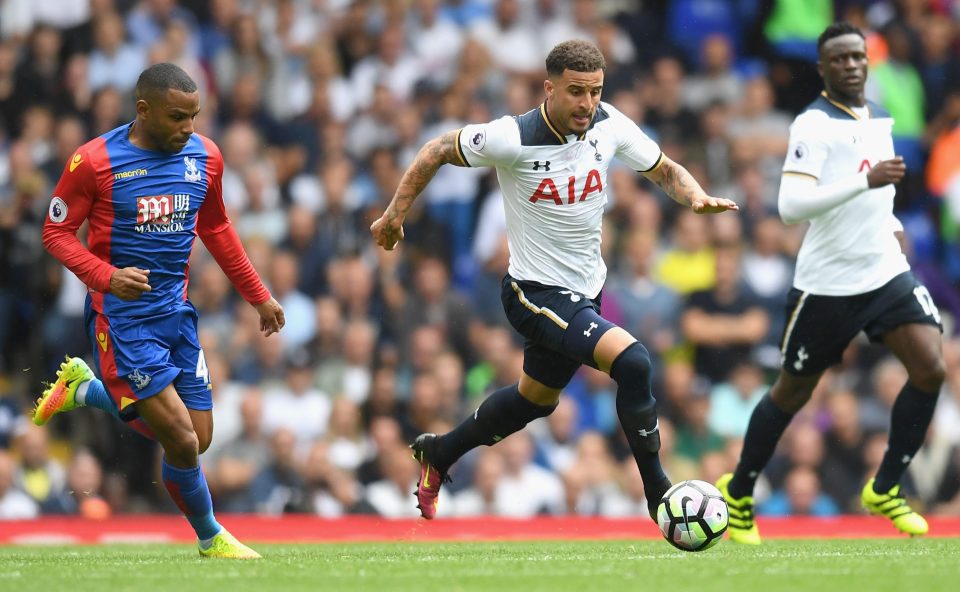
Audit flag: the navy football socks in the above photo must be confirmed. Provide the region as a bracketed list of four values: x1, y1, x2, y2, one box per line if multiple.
[729, 394, 795, 499]
[874, 383, 940, 493]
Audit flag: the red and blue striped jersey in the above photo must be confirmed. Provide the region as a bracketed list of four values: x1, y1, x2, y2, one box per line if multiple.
[43, 123, 270, 317]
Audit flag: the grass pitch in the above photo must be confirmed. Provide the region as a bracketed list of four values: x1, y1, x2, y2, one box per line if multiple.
[1, 539, 958, 592]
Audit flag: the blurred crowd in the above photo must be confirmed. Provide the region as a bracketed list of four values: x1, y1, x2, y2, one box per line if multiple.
[2, 0, 960, 522]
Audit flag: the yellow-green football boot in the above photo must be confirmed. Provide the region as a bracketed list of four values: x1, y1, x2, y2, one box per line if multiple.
[716, 473, 761, 545]
[198, 529, 262, 559]
[861, 479, 928, 536]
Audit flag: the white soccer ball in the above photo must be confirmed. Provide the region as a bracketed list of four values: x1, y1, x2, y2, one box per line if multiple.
[656, 479, 728, 552]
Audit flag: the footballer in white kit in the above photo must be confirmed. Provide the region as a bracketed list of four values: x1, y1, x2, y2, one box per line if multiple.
[717, 23, 945, 546]
[371, 40, 738, 522]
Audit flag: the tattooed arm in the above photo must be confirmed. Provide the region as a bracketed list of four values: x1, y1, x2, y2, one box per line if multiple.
[370, 130, 467, 250]
[642, 154, 739, 214]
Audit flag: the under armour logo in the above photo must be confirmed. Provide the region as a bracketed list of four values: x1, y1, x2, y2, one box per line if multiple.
[794, 346, 809, 371]
[637, 421, 659, 437]
[533, 160, 550, 171]
[584, 322, 599, 337]
[559, 290, 581, 302]
[589, 139, 601, 161]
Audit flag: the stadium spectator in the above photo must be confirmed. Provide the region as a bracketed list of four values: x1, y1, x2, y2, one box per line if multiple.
[492, 431, 564, 517]
[261, 354, 331, 447]
[248, 428, 304, 514]
[559, 431, 621, 515]
[0, 448, 38, 519]
[655, 209, 715, 295]
[682, 34, 742, 111]
[681, 244, 770, 384]
[532, 395, 579, 473]
[0, 384, 27, 449]
[267, 251, 316, 352]
[207, 389, 271, 513]
[315, 318, 377, 405]
[326, 397, 366, 472]
[707, 361, 768, 439]
[821, 389, 869, 511]
[363, 442, 421, 518]
[760, 465, 840, 517]
[13, 426, 66, 512]
[43, 448, 110, 518]
[469, 0, 541, 79]
[450, 447, 505, 517]
[608, 229, 682, 368]
[88, 12, 146, 93]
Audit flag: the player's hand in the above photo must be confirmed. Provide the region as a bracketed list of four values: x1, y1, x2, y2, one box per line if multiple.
[255, 297, 285, 337]
[692, 196, 739, 214]
[867, 156, 906, 188]
[109, 267, 151, 301]
[370, 211, 404, 251]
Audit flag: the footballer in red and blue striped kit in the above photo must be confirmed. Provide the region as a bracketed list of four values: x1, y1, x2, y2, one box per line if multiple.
[36, 63, 284, 559]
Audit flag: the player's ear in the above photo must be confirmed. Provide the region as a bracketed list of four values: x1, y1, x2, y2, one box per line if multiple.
[135, 98, 150, 119]
[544, 78, 554, 99]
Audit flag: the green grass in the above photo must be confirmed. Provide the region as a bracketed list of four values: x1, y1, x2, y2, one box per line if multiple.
[1, 539, 959, 592]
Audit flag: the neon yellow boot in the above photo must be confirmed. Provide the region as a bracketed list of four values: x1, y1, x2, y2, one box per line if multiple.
[716, 473, 762, 545]
[198, 529, 262, 559]
[861, 479, 928, 536]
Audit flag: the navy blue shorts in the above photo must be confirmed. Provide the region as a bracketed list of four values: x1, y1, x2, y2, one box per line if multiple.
[780, 271, 943, 376]
[500, 274, 614, 389]
[84, 299, 213, 412]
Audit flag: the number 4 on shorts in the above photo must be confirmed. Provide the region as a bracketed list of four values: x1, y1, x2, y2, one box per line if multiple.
[196, 349, 210, 384]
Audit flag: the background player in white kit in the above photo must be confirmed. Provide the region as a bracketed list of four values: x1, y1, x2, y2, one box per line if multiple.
[370, 40, 738, 521]
[716, 23, 946, 544]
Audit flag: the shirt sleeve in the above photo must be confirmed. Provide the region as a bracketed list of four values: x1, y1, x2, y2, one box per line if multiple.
[457, 116, 521, 168]
[782, 111, 831, 180]
[196, 140, 271, 306]
[605, 103, 663, 172]
[41, 146, 118, 293]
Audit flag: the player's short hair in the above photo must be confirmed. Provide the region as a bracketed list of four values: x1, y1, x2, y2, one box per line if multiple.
[817, 22, 865, 54]
[135, 63, 198, 101]
[545, 40, 606, 77]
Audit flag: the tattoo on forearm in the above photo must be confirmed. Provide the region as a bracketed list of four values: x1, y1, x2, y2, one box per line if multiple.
[651, 159, 704, 207]
[386, 130, 464, 223]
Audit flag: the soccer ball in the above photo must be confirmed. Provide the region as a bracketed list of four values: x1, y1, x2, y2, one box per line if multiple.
[656, 480, 728, 552]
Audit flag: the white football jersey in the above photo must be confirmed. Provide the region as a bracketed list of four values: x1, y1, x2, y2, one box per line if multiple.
[458, 101, 662, 298]
[783, 92, 909, 296]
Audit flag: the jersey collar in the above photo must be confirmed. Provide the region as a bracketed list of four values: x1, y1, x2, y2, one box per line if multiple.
[540, 103, 569, 144]
[820, 91, 870, 120]
[540, 102, 597, 144]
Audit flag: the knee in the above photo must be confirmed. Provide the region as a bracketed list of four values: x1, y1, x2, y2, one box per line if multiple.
[909, 357, 946, 393]
[611, 342, 652, 382]
[610, 342, 654, 406]
[162, 427, 200, 464]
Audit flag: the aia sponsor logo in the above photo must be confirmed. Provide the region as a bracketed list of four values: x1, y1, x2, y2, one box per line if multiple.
[529, 169, 603, 205]
[136, 195, 173, 224]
